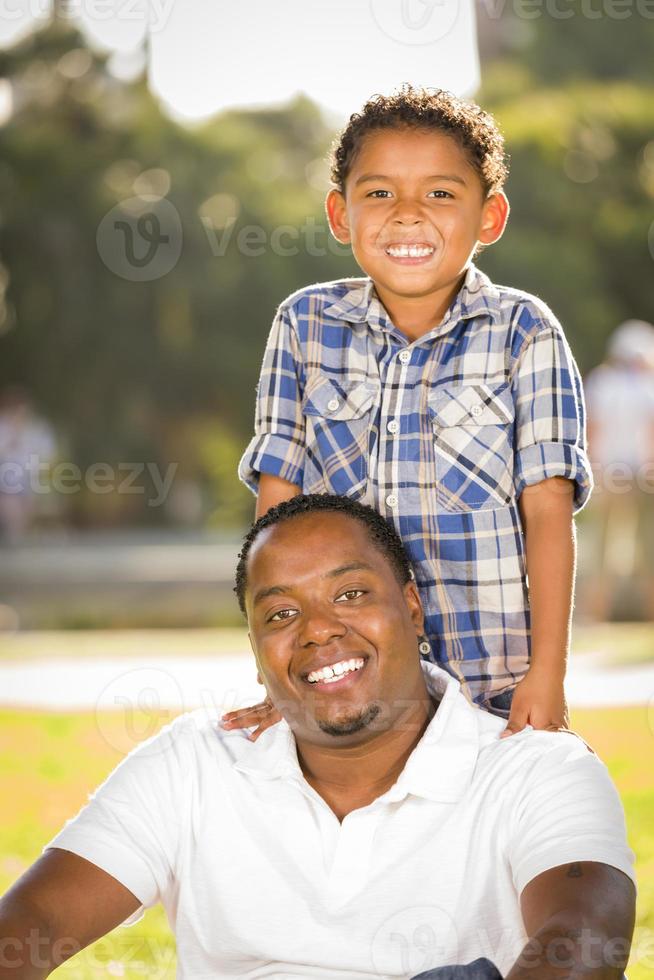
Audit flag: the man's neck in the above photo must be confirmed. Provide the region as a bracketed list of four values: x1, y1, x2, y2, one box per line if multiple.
[295, 689, 438, 822]
[373, 271, 466, 341]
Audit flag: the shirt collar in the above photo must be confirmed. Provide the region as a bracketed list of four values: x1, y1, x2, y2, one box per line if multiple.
[233, 663, 485, 805]
[322, 265, 502, 337]
[381, 662, 482, 804]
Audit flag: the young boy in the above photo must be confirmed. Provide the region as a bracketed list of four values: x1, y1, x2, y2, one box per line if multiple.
[226, 84, 593, 737]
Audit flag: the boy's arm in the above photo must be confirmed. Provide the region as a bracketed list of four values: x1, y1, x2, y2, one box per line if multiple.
[506, 308, 593, 734]
[238, 303, 307, 508]
[255, 473, 301, 520]
[0, 849, 140, 978]
[503, 475, 575, 736]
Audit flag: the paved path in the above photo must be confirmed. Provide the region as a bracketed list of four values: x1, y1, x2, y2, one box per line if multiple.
[1, 652, 654, 711]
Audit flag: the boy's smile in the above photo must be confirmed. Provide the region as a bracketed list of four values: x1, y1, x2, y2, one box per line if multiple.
[326, 127, 509, 337]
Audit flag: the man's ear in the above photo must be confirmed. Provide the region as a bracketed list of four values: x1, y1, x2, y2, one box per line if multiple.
[478, 191, 510, 247]
[248, 631, 265, 686]
[325, 188, 351, 244]
[403, 579, 425, 638]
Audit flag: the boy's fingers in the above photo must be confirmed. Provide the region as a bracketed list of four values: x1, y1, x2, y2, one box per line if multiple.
[247, 725, 266, 742]
[220, 701, 274, 729]
[247, 710, 283, 741]
[221, 699, 272, 719]
[500, 712, 528, 739]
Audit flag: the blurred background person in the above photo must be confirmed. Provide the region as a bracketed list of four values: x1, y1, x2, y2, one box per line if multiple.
[583, 321, 654, 622]
[0, 386, 57, 544]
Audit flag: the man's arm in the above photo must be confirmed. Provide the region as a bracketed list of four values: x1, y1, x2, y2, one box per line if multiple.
[506, 861, 635, 979]
[0, 849, 139, 978]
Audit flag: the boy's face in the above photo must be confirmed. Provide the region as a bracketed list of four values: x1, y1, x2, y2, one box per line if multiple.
[326, 127, 508, 310]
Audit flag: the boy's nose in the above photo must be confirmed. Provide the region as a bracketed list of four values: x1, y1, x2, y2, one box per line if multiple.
[392, 202, 423, 224]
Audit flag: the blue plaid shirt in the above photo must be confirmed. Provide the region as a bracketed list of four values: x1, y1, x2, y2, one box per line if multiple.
[239, 265, 593, 706]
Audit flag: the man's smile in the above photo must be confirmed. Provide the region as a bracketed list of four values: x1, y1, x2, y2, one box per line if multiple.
[302, 655, 369, 689]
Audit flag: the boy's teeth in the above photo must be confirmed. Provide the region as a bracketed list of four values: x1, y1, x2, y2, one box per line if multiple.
[387, 244, 434, 258]
[307, 658, 365, 684]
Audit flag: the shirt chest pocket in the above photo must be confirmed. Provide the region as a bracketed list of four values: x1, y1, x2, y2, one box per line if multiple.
[302, 375, 379, 500]
[427, 382, 516, 511]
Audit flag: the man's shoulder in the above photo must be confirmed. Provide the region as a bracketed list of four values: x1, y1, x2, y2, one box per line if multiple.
[476, 722, 598, 786]
[133, 709, 256, 773]
[278, 277, 369, 319]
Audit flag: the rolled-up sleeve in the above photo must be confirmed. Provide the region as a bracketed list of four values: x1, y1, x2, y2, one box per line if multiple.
[511, 317, 593, 513]
[238, 303, 306, 494]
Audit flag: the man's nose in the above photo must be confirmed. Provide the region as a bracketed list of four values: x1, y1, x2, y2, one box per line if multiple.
[297, 605, 346, 647]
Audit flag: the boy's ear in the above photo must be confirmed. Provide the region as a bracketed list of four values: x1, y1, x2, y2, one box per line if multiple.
[325, 188, 351, 244]
[478, 191, 510, 247]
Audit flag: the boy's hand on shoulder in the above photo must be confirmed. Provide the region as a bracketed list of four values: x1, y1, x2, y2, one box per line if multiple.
[500, 666, 569, 739]
[220, 697, 282, 741]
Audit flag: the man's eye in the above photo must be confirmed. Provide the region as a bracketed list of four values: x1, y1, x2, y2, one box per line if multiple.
[334, 589, 365, 603]
[268, 608, 297, 622]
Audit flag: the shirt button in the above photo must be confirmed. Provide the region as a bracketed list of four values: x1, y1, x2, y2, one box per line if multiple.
[387, 419, 399, 434]
[398, 350, 411, 364]
[327, 398, 339, 412]
[386, 494, 398, 508]
[471, 404, 483, 418]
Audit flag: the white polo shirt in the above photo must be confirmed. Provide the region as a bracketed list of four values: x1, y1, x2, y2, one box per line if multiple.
[46, 664, 635, 979]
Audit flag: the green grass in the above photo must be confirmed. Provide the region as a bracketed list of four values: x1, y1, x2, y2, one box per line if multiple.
[572, 622, 654, 666]
[1, 705, 652, 978]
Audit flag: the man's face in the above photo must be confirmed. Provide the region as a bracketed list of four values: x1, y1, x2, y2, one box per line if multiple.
[245, 512, 426, 746]
[326, 127, 508, 309]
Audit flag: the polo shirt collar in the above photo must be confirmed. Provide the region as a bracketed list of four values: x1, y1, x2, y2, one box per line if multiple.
[322, 264, 502, 335]
[233, 663, 482, 805]
[381, 663, 481, 804]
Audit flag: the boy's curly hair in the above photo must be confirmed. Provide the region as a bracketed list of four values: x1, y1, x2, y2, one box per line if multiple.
[329, 84, 509, 197]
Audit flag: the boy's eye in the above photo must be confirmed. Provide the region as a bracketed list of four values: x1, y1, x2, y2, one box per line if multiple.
[268, 608, 298, 623]
[334, 589, 365, 603]
[366, 189, 392, 198]
[428, 190, 453, 199]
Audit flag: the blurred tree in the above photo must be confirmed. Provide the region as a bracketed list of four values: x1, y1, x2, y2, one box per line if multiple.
[476, 4, 654, 371]
[0, 14, 354, 527]
[1, 9, 652, 526]
[476, 0, 653, 84]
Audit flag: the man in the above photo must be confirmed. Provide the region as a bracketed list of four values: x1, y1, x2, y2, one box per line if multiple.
[0, 494, 636, 978]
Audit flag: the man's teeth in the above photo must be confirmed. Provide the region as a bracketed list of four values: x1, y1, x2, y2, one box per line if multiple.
[386, 244, 434, 258]
[307, 658, 365, 684]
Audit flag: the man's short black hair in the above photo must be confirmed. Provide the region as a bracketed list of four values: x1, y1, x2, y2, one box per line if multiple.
[234, 493, 413, 615]
[329, 83, 509, 197]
